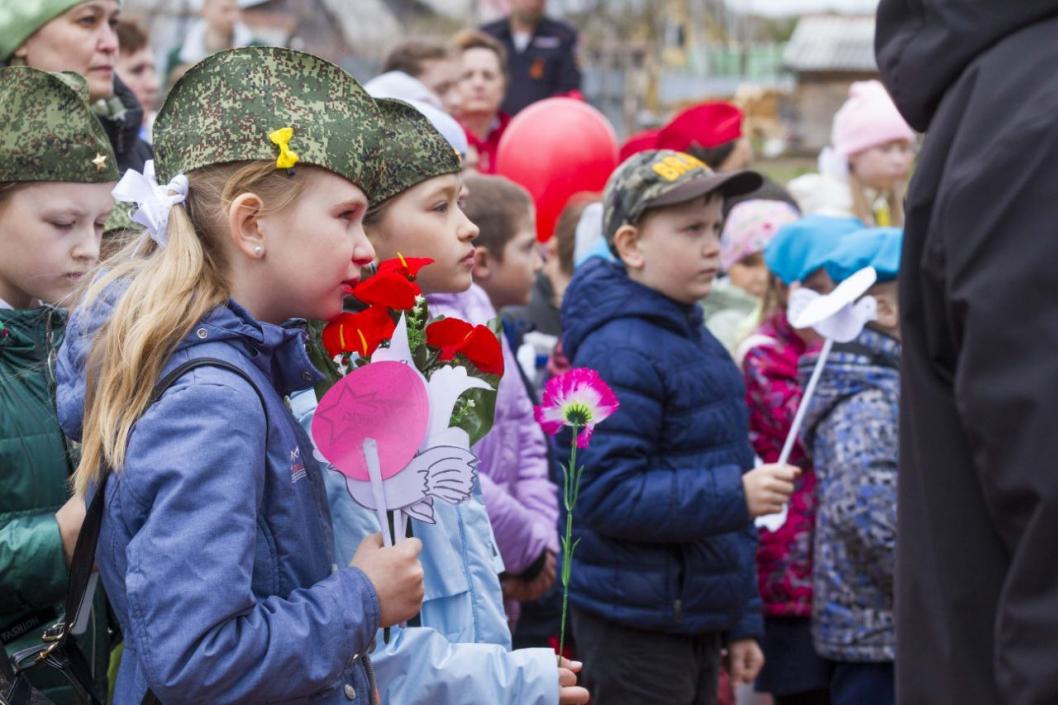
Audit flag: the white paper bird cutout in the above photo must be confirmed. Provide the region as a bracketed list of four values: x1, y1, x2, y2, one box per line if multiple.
[340, 314, 492, 524]
[757, 266, 878, 534]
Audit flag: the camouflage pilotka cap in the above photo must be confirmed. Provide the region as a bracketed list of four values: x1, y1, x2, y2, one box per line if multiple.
[103, 201, 143, 237]
[602, 149, 762, 244]
[0, 67, 119, 183]
[152, 47, 383, 188]
[367, 98, 462, 206]
[0, 0, 102, 61]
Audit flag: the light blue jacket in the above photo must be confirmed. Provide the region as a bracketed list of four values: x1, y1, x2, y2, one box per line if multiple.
[56, 295, 380, 704]
[291, 391, 559, 705]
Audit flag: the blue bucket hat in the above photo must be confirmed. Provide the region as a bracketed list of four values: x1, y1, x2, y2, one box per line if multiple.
[763, 215, 862, 284]
[822, 227, 903, 283]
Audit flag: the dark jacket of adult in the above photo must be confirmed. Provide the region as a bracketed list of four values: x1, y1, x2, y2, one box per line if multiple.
[480, 16, 581, 115]
[99, 75, 152, 174]
[556, 258, 761, 640]
[876, 3, 1058, 703]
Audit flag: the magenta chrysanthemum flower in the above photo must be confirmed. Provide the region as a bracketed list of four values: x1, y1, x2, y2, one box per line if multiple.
[534, 368, 620, 449]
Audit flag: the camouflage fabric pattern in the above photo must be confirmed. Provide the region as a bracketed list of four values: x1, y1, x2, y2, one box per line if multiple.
[103, 201, 143, 237]
[602, 149, 712, 241]
[0, 67, 119, 183]
[0, 0, 86, 60]
[368, 98, 462, 206]
[153, 47, 383, 193]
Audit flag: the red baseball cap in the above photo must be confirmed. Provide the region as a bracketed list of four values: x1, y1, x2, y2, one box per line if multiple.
[657, 102, 744, 152]
[619, 127, 662, 162]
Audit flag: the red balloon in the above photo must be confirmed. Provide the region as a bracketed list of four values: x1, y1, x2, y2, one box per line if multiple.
[496, 98, 618, 242]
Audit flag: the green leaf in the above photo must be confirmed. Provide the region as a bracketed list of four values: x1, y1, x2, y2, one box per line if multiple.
[304, 320, 343, 399]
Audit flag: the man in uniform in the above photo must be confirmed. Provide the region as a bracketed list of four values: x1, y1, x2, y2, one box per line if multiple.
[481, 0, 581, 115]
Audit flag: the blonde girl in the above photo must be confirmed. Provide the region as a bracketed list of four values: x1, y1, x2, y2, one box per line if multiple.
[54, 48, 425, 705]
[789, 80, 915, 227]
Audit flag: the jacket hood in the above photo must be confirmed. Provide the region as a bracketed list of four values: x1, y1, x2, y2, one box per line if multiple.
[800, 327, 900, 449]
[56, 282, 319, 442]
[561, 257, 702, 362]
[875, 0, 1058, 131]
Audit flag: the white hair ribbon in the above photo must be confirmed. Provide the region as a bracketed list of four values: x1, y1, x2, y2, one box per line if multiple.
[112, 160, 189, 247]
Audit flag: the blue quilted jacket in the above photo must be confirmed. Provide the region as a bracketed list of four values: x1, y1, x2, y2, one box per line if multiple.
[800, 327, 899, 662]
[557, 258, 762, 639]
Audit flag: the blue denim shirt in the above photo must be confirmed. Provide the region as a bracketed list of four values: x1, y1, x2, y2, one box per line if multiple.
[57, 298, 380, 704]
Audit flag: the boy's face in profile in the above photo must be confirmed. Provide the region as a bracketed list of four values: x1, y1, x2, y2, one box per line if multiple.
[618, 193, 724, 305]
[473, 215, 542, 309]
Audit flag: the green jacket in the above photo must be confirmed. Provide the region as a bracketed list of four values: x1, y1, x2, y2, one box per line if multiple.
[0, 307, 108, 704]
[700, 278, 761, 355]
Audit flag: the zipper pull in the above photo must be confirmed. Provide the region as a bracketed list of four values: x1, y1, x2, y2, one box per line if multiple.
[673, 599, 683, 624]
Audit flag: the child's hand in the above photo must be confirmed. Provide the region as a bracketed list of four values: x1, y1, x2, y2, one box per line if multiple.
[350, 533, 425, 627]
[533, 551, 557, 596]
[55, 494, 87, 566]
[726, 638, 765, 685]
[501, 551, 558, 602]
[742, 463, 799, 517]
[558, 658, 590, 705]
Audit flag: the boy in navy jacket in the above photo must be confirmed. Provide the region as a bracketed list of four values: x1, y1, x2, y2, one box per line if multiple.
[558, 150, 799, 705]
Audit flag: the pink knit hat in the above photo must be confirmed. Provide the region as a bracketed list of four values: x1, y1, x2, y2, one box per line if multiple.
[720, 199, 800, 272]
[831, 80, 915, 159]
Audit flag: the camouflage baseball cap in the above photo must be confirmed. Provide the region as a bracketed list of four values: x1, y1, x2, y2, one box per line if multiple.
[368, 98, 462, 206]
[0, 67, 118, 183]
[153, 47, 383, 190]
[602, 149, 762, 243]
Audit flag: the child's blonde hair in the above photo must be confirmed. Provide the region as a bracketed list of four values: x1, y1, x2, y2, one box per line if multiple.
[73, 160, 306, 496]
[849, 172, 904, 228]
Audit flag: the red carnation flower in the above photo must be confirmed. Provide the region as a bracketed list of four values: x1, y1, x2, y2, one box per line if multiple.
[322, 306, 397, 358]
[426, 317, 504, 376]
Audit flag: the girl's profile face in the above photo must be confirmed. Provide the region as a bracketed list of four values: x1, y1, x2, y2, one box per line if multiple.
[365, 174, 480, 295]
[0, 181, 112, 308]
[727, 251, 769, 299]
[849, 139, 914, 191]
[252, 169, 374, 323]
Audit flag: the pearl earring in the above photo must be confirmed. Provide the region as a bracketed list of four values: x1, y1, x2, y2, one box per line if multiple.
[253, 246, 263, 256]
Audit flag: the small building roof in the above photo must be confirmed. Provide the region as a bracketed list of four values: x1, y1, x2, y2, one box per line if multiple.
[782, 14, 877, 73]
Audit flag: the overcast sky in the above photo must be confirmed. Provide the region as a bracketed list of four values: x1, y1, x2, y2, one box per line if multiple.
[724, 0, 877, 15]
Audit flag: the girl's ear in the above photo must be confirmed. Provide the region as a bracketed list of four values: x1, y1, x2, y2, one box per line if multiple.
[612, 224, 644, 270]
[471, 245, 491, 280]
[226, 192, 267, 261]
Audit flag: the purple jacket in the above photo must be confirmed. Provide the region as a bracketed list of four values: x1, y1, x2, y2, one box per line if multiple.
[428, 287, 560, 576]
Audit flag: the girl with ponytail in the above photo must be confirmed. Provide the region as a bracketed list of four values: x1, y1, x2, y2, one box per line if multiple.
[54, 47, 426, 705]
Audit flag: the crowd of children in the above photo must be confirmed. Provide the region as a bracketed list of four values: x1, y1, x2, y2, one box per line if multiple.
[0, 3, 925, 704]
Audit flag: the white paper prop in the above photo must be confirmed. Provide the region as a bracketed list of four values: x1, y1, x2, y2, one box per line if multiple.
[757, 266, 878, 533]
[313, 315, 490, 545]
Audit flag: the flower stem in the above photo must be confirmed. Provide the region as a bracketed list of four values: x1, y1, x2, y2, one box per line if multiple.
[557, 425, 581, 667]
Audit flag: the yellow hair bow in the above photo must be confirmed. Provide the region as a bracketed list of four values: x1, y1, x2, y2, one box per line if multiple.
[269, 127, 300, 170]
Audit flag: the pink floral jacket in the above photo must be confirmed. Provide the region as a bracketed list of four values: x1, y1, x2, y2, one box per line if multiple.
[741, 311, 817, 618]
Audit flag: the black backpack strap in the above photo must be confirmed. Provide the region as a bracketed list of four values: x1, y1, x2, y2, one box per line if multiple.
[38, 358, 270, 705]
